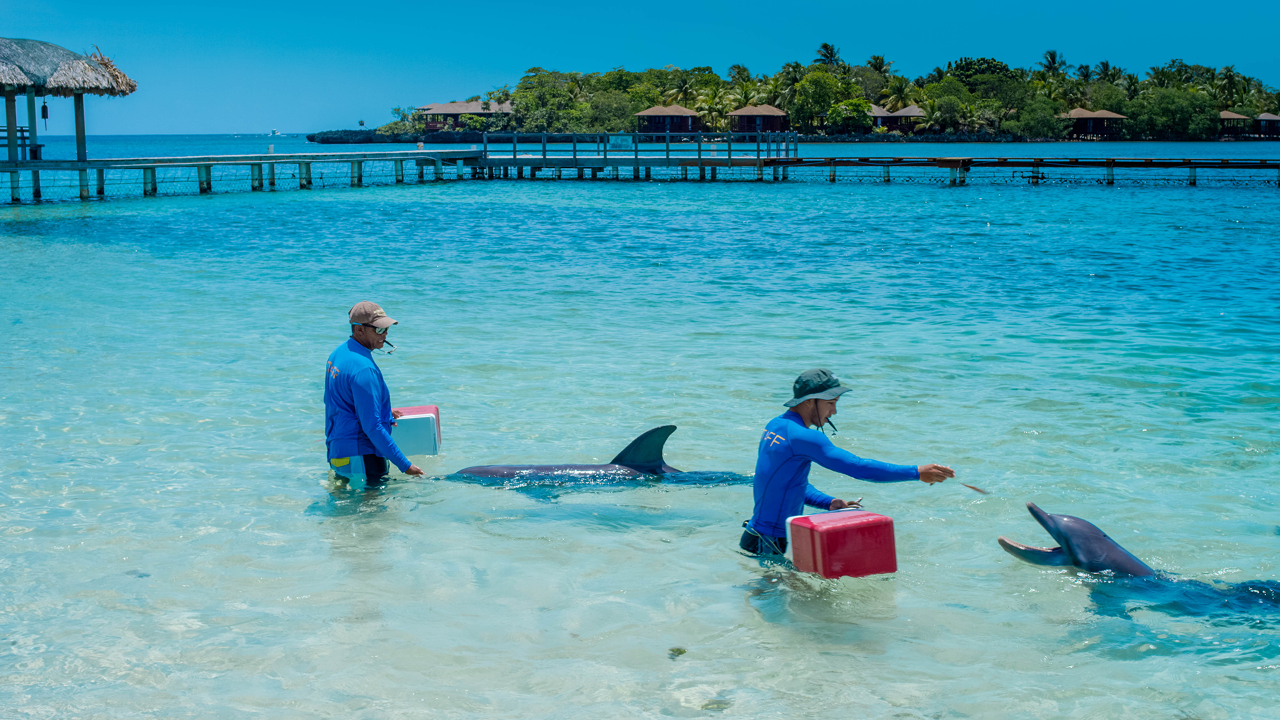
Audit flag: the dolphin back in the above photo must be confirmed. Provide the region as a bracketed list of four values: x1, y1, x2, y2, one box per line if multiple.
[610, 425, 680, 475]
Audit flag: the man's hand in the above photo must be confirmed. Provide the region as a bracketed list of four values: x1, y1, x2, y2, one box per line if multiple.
[392, 409, 404, 419]
[918, 464, 955, 484]
[829, 498, 863, 510]
[405, 464, 425, 476]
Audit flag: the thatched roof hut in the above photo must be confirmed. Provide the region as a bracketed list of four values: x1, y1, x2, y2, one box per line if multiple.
[728, 104, 788, 132]
[0, 37, 135, 97]
[635, 105, 699, 133]
[2, 37, 137, 169]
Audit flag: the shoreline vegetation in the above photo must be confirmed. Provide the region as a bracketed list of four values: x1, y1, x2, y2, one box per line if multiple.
[310, 47, 1279, 144]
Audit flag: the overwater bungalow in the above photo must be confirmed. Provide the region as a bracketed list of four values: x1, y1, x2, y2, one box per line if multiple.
[1257, 113, 1280, 138]
[1059, 108, 1127, 139]
[634, 105, 700, 133]
[867, 104, 895, 129]
[887, 105, 924, 133]
[416, 100, 513, 132]
[1219, 110, 1251, 137]
[728, 104, 788, 133]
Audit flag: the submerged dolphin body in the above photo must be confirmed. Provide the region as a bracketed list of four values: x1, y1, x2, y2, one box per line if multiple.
[456, 425, 682, 478]
[998, 502, 1156, 577]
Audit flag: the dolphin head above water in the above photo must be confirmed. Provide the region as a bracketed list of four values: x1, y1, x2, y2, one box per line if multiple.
[456, 425, 682, 479]
[998, 502, 1155, 577]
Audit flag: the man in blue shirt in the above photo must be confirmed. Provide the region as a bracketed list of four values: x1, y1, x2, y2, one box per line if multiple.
[324, 301, 424, 483]
[741, 369, 954, 555]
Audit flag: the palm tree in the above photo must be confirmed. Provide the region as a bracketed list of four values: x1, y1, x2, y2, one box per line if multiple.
[1037, 50, 1072, 77]
[879, 76, 919, 112]
[1120, 73, 1143, 100]
[913, 100, 944, 134]
[567, 77, 591, 104]
[814, 43, 841, 69]
[730, 81, 763, 110]
[663, 76, 697, 107]
[1096, 60, 1124, 84]
[1076, 64, 1094, 83]
[727, 64, 752, 87]
[867, 55, 894, 77]
[695, 85, 729, 130]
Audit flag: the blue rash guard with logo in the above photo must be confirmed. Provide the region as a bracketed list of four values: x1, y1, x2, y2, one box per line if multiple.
[324, 338, 411, 472]
[748, 411, 919, 538]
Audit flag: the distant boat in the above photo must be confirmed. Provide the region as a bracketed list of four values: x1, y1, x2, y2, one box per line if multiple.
[270, 129, 281, 136]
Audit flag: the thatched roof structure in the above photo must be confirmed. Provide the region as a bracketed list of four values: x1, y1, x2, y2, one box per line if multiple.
[890, 105, 924, 118]
[0, 37, 135, 97]
[1219, 110, 1250, 120]
[417, 100, 513, 114]
[1259, 113, 1280, 121]
[728, 104, 786, 117]
[1058, 108, 1127, 120]
[867, 104, 895, 117]
[634, 104, 698, 117]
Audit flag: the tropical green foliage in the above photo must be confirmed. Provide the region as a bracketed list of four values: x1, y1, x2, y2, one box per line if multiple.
[378, 45, 1277, 140]
[827, 98, 874, 133]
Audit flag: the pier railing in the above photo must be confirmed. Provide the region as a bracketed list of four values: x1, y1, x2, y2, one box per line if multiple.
[3, 132, 1279, 203]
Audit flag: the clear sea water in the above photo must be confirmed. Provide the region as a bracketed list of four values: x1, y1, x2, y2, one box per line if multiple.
[2, 135, 1280, 718]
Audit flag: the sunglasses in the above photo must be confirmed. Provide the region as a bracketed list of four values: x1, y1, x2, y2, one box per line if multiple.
[353, 322, 390, 335]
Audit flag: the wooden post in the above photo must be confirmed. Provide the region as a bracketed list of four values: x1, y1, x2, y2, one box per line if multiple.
[959, 167, 967, 186]
[5, 89, 18, 202]
[350, 161, 362, 187]
[250, 164, 263, 191]
[591, 167, 599, 179]
[756, 163, 763, 181]
[682, 167, 688, 180]
[577, 167, 583, 179]
[644, 166, 651, 180]
[555, 167, 562, 180]
[1189, 167, 1196, 186]
[267, 144, 275, 187]
[394, 159, 404, 184]
[699, 166, 706, 181]
[634, 132, 639, 173]
[829, 164, 836, 183]
[633, 165, 639, 180]
[96, 168, 105, 196]
[299, 162, 312, 189]
[727, 135, 732, 174]
[541, 132, 547, 160]
[772, 166, 778, 182]
[1105, 161, 1114, 185]
[456, 159, 466, 180]
[198, 165, 212, 194]
[782, 166, 788, 180]
[665, 132, 670, 161]
[434, 158, 442, 181]
[710, 166, 717, 180]
[883, 166, 890, 183]
[572, 133, 577, 162]
[143, 167, 157, 196]
[949, 167, 957, 186]
[74, 93, 89, 200]
[417, 162, 424, 182]
[483, 132, 488, 159]
[25, 89, 40, 200]
[517, 165, 524, 179]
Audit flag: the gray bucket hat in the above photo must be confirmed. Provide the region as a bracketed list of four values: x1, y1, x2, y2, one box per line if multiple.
[784, 368, 851, 407]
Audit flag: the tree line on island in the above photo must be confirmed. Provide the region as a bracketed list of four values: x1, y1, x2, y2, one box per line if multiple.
[377, 45, 1280, 141]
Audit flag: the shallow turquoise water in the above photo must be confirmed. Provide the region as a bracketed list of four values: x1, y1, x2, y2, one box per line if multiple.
[3, 167, 1280, 717]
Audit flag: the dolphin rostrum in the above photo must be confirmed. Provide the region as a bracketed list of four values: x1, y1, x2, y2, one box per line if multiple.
[456, 425, 681, 478]
[998, 502, 1155, 577]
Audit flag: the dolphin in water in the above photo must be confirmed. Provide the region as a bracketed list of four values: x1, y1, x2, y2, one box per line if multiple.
[999, 502, 1280, 626]
[457, 425, 681, 478]
[998, 502, 1155, 576]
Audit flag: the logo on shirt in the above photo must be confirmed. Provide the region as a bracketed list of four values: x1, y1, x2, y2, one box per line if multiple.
[763, 430, 786, 447]
[327, 360, 340, 380]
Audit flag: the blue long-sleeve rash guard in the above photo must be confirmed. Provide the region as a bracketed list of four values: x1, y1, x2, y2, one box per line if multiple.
[324, 338, 411, 472]
[748, 411, 919, 538]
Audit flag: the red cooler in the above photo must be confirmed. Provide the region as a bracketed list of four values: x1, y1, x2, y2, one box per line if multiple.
[786, 510, 897, 579]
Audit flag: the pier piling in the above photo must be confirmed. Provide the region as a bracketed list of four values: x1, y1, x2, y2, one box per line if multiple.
[394, 159, 404, 184]
[299, 162, 312, 189]
[251, 164, 263, 191]
[143, 167, 156, 196]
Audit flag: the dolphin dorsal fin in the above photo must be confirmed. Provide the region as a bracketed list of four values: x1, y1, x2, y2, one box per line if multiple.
[610, 426, 678, 474]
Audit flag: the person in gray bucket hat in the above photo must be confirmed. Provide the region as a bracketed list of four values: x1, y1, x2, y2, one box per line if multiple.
[740, 368, 955, 556]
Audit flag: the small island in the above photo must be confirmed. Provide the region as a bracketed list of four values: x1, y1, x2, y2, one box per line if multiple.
[310, 46, 1280, 144]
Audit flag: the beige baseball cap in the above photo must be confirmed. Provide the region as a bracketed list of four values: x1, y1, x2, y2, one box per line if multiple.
[348, 301, 398, 329]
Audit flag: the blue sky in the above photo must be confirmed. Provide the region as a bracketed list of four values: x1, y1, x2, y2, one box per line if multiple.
[6, 0, 1278, 135]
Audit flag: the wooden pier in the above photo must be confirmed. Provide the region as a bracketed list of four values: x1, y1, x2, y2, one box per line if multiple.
[3, 132, 1278, 202]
